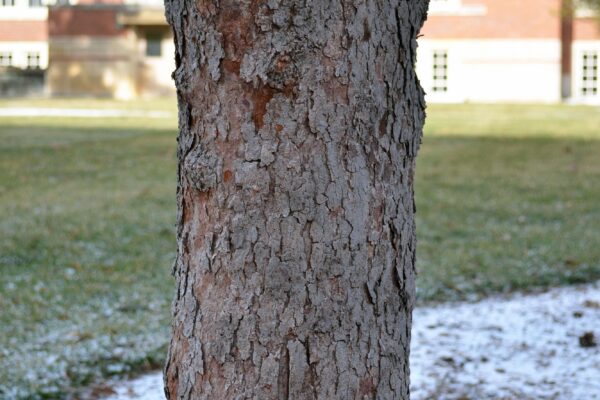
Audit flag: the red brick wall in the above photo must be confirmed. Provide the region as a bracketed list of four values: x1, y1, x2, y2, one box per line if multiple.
[0, 20, 47, 42]
[574, 17, 600, 40]
[48, 7, 127, 37]
[421, 0, 562, 39]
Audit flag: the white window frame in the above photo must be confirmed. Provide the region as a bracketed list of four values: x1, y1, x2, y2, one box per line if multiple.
[581, 51, 598, 97]
[0, 1, 48, 19]
[432, 50, 449, 93]
[0, 52, 13, 67]
[27, 52, 41, 69]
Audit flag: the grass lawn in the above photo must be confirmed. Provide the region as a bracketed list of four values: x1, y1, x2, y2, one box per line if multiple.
[1, 100, 599, 398]
[417, 104, 600, 300]
[0, 99, 177, 399]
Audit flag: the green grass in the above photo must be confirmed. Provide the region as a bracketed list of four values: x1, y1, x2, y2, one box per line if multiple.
[416, 103, 600, 301]
[0, 100, 599, 397]
[0, 99, 177, 399]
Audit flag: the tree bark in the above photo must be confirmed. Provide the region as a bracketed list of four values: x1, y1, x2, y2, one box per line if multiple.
[163, 1, 429, 399]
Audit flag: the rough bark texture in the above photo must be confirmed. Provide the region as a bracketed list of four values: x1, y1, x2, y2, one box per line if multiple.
[164, 1, 429, 399]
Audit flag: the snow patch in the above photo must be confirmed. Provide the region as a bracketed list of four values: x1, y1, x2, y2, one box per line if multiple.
[104, 374, 165, 400]
[103, 282, 600, 399]
[412, 281, 600, 399]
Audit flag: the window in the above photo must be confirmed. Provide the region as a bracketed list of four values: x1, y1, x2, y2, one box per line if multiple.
[581, 52, 598, 96]
[29, 0, 44, 7]
[0, 53, 12, 67]
[27, 52, 41, 69]
[1, 0, 16, 6]
[146, 34, 162, 57]
[432, 50, 448, 93]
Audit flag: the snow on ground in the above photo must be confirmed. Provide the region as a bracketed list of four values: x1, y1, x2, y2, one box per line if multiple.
[0, 108, 173, 118]
[103, 282, 600, 400]
[102, 374, 164, 400]
[411, 281, 600, 399]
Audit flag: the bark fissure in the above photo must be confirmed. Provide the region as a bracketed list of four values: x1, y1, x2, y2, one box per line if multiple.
[164, 1, 429, 399]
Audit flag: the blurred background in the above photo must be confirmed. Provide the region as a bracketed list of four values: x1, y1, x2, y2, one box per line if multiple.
[1, 0, 173, 98]
[0, 0, 599, 398]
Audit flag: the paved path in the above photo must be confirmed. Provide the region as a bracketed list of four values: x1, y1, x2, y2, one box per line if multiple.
[0, 108, 173, 118]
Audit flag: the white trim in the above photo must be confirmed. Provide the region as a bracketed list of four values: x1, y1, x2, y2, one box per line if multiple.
[0, 41, 48, 69]
[0, 7, 48, 21]
[428, 0, 487, 16]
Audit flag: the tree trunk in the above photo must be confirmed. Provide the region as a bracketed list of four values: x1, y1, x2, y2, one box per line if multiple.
[163, 1, 429, 399]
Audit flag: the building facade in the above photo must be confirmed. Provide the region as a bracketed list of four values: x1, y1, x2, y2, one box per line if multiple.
[47, 0, 175, 98]
[2, 0, 599, 101]
[417, 0, 600, 104]
[0, 0, 174, 98]
[0, 0, 49, 95]
[0, 0, 48, 70]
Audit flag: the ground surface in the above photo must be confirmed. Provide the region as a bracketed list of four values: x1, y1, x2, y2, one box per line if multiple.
[411, 280, 600, 399]
[1, 99, 599, 398]
[417, 104, 600, 301]
[0, 100, 178, 399]
[100, 281, 600, 400]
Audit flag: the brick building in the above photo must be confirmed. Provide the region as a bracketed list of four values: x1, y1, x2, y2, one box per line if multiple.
[0, 0, 48, 70]
[417, 0, 600, 104]
[0, 0, 48, 95]
[47, 0, 175, 98]
[2, 0, 599, 101]
[0, 0, 174, 98]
